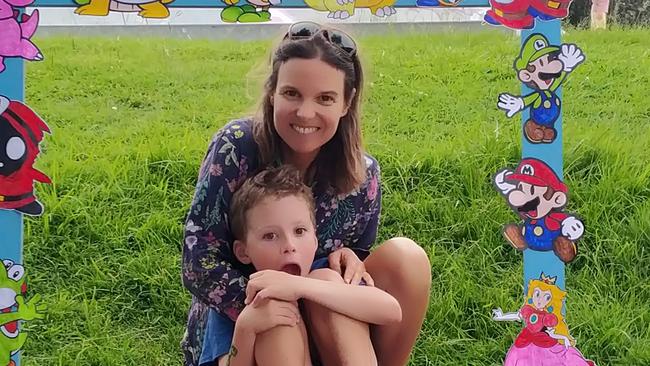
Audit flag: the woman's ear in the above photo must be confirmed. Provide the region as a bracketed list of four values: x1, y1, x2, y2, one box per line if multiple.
[342, 88, 356, 116]
[233, 240, 251, 264]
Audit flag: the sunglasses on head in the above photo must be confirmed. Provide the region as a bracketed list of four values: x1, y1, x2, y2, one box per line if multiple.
[285, 21, 357, 56]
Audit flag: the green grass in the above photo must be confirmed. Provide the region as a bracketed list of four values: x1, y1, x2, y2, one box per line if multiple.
[20, 27, 650, 365]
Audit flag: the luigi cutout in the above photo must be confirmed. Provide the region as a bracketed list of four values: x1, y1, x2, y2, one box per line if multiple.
[494, 158, 584, 263]
[497, 34, 585, 144]
[220, 0, 279, 23]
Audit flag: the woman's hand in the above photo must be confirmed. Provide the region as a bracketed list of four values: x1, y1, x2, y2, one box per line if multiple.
[328, 247, 374, 286]
[244, 270, 304, 306]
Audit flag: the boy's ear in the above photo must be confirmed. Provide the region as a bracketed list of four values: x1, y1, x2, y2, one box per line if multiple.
[233, 240, 251, 264]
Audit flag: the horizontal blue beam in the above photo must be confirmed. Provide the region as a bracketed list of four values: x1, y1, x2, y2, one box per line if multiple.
[32, 0, 489, 8]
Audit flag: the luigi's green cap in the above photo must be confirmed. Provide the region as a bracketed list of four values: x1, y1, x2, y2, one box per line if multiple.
[514, 34, 560, 71]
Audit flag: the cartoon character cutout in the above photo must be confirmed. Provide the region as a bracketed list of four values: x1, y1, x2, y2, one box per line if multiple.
[497, 34, 584, 144]
[494, 158, 584, 263]
[484, 0, 575, 30]
[0, 259, 46, 366]
[74, 0, 173, 19]
[492, 273, 596, 366]
[0, 96, 51, 216]
[0, 0, 42, 73]
[220, 0, 278, 23]
[416, 0, 461, 8]
[303, 0, 396, 21]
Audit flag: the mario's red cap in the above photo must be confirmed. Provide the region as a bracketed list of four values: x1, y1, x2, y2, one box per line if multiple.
[507, 158, 567, 193]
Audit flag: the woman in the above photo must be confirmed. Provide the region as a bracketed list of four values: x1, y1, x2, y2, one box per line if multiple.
[181, 21, 431, 366]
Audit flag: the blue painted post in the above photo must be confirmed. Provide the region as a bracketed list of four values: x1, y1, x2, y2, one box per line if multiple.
[520, 19, 565, 301]
[0, 57, 25, 366]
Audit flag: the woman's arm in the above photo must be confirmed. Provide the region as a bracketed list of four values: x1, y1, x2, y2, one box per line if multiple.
[181, 121, 255, 321]
[351, 155, 382, 259]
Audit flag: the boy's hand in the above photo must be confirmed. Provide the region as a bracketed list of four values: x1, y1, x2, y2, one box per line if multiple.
[328, 248, 374, 286]
[238, 299, 300, 335]
[245, 270, 303, 306]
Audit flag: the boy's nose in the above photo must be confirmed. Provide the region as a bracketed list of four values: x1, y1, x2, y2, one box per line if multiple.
[282, 239, 298, 253]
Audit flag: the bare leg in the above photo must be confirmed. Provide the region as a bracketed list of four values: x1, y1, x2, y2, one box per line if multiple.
[216, 320, 310, 366]
[364, 237, 431, 366]
[303, 268, 377, 366]
[255, 322, 311, 366]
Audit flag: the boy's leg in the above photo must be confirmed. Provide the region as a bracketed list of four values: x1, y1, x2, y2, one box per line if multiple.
[302, 268, 377, 366]
[255, 322, 311, 366]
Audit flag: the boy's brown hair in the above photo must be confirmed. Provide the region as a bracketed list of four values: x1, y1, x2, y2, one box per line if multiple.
[230, 165, 316, 241]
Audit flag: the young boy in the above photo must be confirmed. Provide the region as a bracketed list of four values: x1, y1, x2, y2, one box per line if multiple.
[217, 165, 402, 366]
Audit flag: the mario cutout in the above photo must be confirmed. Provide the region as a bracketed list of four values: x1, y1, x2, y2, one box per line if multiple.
[484, 0, 575, 29]
[494, 158, 584, 263]
[497, 34, 584, 145]
[0, 0, 42, 73]
[0, 96, 51, 216]
[492, 273, 596, 365]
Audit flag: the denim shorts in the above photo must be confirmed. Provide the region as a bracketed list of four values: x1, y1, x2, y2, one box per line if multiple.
[199, 257, 332, 366]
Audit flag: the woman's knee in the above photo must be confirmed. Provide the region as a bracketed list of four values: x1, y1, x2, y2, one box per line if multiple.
[370, 237, 432, 289]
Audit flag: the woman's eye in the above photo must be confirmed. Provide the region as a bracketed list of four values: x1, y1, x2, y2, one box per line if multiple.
[262, 233, 277, 240]
[283, 90, 299, 98]
[319, 95, 334, 104]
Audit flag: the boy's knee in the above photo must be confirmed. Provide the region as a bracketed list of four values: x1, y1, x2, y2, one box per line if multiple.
[255, 324, 307, 366]
[308, 268, 345, 283]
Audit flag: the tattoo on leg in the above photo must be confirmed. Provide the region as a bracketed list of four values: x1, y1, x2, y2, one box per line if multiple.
[226, 345, 238, 366]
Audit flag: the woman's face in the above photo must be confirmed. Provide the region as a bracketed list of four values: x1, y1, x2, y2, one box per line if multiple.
[272, 57, 350, 167]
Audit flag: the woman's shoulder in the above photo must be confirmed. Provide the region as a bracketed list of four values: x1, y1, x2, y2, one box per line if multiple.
[363, 153, 380, 177]
[211, 118, 255, 142]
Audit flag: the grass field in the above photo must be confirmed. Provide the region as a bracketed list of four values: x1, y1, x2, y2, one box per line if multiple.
[18, 27, 650, 365]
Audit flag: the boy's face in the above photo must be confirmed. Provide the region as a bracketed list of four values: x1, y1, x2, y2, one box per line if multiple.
[234, 195, 317, 277]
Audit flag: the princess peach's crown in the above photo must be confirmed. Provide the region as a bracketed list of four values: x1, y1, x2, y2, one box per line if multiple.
[539, 272, 557, 285]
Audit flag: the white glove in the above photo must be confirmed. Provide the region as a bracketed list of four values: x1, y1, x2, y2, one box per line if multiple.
[492, 307, 504, 320]
[269, 0, 281, 5]
[494, 169, 516, 195]
[559, 44, 585, 72]
[561, 216, 584, 240]
[497, 93, 525, 118]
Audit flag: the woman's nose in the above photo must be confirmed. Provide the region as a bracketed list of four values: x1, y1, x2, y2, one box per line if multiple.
[296, 102, 316, 119]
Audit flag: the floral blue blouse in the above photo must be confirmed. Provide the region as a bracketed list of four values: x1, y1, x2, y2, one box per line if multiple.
[180, 118, 382, 365]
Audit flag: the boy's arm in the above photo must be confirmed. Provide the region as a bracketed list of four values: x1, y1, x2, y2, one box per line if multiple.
[225, 326, 256, 366]
[298, 277, 402, 325]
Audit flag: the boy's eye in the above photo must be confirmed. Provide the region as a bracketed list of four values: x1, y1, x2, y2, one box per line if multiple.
[262, 233, 277, 240]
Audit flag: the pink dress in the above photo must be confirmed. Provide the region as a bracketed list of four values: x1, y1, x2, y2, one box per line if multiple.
[504, 305, 596, 366]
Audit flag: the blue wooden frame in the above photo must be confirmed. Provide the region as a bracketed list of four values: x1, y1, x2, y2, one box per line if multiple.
[0, 4, 565, 365]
